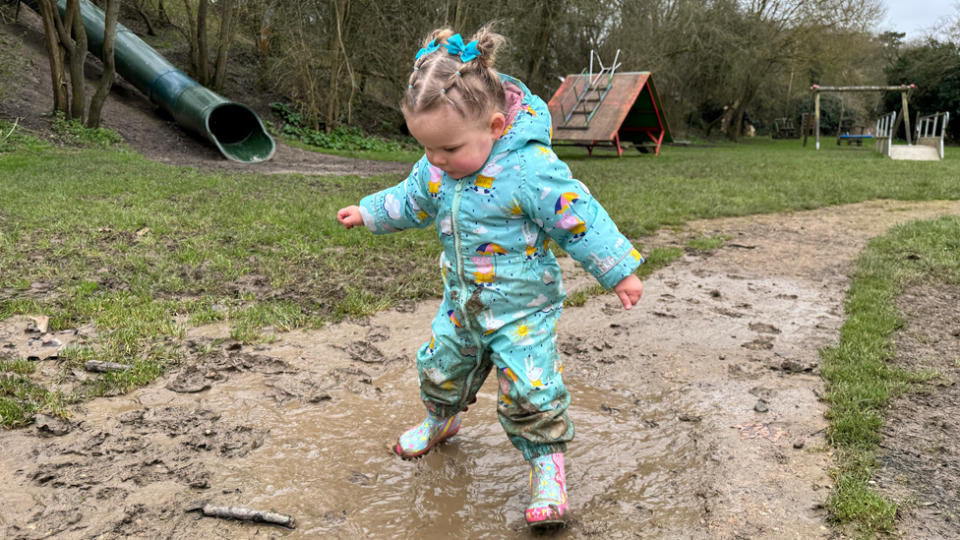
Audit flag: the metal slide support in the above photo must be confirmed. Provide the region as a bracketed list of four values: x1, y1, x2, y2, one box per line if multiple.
[559, 49, 621, 129]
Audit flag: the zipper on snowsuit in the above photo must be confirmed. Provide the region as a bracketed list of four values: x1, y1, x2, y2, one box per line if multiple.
[451, 178, 486, 412]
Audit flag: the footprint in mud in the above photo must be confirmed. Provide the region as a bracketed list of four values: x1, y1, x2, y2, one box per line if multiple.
[265, 374, 333, 405]
[748, 322, 781, 334]
[366, 325, 391, 342]
[340, 340, 404, 365]
[166, 365, 224, 393]
[741, 336, 775, 350]
[166, 350, 294, 394]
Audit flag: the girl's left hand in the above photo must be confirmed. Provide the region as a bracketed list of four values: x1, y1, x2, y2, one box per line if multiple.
[613, 274, 644, 310]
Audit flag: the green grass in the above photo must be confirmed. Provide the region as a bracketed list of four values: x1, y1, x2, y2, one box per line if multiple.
[557, 138, 960, 238]
[820, 216, 960, 536]
[686, 235, 728, 251]
[1, 134, 959, 428]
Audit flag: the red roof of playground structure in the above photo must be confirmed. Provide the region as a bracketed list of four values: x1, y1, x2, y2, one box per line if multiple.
[547, 72, 672, 155]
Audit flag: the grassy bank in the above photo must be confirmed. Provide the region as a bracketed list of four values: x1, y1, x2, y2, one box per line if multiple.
[2, 126, 960, 427]
[821, 216, 960, 535]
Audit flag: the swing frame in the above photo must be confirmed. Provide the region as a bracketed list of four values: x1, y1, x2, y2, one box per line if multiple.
[808, 85, 916, 150]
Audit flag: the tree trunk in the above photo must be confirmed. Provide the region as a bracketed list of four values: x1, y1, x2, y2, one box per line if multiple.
[36, 0, 69, 113]
[525, 0, 562, 94]
[325, 0, 347, 132]
[257, 0, 279, 56]
[725, 86, 757, 141]
[179, 0, 199, 78]
[257, 0, 279, 89]
[333, 0, 356, 126]
[67, 0, 88, 122]
[212, 0, 236, 91]
[719, 100, 739, 138]
[453, 0, 466, 31]
[87, 0, 119, 128]
[196, 0, 209, 85]
[157, 0, 169, 25]
[134, 0, 158, 36]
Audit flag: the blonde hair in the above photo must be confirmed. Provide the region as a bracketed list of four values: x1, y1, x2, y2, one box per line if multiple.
[402, 25, 507, 121]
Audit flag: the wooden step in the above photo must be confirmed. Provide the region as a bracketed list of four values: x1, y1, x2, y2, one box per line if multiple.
[889, 145, 941, 161]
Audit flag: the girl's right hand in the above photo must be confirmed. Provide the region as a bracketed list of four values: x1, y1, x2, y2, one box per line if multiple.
[337, 206, 364, 229]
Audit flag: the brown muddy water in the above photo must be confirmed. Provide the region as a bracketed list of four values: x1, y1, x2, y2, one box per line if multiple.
[4, 200, 960, 539]
[68, 331, 708, 538]
[148, 376, 700, 537]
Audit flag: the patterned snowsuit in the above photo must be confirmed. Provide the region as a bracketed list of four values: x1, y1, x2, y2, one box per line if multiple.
[359, 74, 644, 460]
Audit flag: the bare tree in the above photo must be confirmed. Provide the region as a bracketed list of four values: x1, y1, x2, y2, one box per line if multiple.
[35, 0, 69, 113]
[87, 0, 120, 128]
[212, 0, 237, 91]
[32, 0, 121, 127]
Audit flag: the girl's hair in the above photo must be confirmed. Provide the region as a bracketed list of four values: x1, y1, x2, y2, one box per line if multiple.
[403, 25, 507, 121]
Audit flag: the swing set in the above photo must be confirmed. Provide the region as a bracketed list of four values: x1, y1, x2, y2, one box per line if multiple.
[807, 84, 916, 150]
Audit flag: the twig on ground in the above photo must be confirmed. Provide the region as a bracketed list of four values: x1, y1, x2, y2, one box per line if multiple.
[84, 360, 131, 373]
[186, 500, 296, 529]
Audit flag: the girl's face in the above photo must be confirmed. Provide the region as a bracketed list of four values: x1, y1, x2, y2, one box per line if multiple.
[405, 105, 506, 180]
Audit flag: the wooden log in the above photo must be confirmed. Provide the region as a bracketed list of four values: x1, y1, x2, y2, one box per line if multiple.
[186, 500, 296, 529]
[810, 84, 916, 92]
[84, 360, 131, 373]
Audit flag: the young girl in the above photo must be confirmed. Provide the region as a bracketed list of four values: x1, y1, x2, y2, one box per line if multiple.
[336, 25, 644, 527]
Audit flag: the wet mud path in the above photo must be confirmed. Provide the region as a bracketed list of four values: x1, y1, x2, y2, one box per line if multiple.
[3, 200, 960, 539]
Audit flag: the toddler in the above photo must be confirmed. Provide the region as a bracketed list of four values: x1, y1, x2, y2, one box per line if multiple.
[336, 25, 644, 527]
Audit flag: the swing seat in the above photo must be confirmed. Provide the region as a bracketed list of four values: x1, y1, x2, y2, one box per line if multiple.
[837, 133, 873, 146]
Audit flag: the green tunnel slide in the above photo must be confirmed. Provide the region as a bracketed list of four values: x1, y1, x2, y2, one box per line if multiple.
[21, 0, 275, 163]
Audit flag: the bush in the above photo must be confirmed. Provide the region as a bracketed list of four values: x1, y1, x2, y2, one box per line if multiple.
[269, 102, 412, 152]
[50, 112, 124, 147]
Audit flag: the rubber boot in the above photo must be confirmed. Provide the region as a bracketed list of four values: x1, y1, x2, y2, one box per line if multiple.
[394, 412, 461, 459]
[525, 452, 568, 526]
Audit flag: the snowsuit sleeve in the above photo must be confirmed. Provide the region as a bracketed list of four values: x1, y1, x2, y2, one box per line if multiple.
[358, 156, 438, 234]
[517, 144, 645, 290]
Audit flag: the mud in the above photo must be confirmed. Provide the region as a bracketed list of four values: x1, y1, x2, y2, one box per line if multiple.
[4, 200, 960, 539]
[873, 284, 960, 539]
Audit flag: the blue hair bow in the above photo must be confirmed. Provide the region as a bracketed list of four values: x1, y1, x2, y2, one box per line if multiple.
[444, 34, 481, 62]
[415, 39, 440, 61]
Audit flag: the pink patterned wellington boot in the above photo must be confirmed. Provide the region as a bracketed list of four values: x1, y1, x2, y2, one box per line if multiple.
[394, 412, 462, 459]
[525, 452, 568, 526]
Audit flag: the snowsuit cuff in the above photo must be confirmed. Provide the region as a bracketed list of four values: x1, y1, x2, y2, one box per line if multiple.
[592, 243, 645, 290]
[358, 192, 388, 234]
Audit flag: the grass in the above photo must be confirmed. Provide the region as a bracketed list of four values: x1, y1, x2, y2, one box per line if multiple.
[1, 128, 959, 429]
[686, 235, 728, 251]
[820, 216, 960, 536]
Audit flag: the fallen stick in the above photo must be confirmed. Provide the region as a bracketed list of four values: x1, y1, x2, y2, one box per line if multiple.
[83, 360, 130, 373]
[84, 360, 131, 373]
[186, 500, 296, 529]
[2, 117, 19, 141]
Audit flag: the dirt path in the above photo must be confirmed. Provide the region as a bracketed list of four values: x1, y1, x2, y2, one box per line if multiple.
[3, 200, 960, 539]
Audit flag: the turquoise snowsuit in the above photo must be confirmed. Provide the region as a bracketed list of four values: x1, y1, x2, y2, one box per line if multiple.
[359, 74, 644, 460]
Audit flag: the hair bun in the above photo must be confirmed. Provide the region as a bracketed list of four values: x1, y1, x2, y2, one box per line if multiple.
[427, 28, 456, 48]
[469, 24, 505, 68]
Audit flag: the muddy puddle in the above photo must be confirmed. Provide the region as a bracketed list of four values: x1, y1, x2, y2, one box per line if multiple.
[5, 200, 960, 539]
[77, 357, 706, 538]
